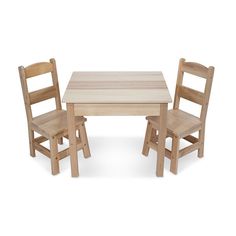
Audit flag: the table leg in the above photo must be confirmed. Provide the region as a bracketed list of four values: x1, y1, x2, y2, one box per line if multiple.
[156, 103, 167, 177]
[67, 103, 79, 177]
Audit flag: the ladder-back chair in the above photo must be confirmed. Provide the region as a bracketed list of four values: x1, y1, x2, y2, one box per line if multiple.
[142, 58, 214, 174]
[19, 58, 91, 175]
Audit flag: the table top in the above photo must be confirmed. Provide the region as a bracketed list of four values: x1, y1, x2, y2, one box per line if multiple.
[62, 72, 172, 104]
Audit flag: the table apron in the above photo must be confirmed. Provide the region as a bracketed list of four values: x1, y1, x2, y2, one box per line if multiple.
[73, 103, 161, 116]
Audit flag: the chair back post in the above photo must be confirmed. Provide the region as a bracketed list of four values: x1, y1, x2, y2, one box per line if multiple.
[19, 66, 33, 124]
[50, 58, 62, 111]
[200, 66, 215, 123]
[173, 58, 185, 109]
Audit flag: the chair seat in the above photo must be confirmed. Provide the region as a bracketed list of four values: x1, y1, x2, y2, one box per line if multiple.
[32, 110, 86, 138]
[147, 109, 202, 138]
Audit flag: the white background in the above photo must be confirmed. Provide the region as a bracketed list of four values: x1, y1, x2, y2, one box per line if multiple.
[0, 0, 236, 235]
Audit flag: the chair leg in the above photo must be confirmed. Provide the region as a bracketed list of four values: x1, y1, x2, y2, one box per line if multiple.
[29, 129, 35, 157]
[79, 123, 91, 158]
[58, 137, 63, 145]
[170, 135, 180, 175]
[50, 137, 60, 175]
[198, 128, 205, 158]
[151, 129, 157, 142]
[142, 121, 153, 156]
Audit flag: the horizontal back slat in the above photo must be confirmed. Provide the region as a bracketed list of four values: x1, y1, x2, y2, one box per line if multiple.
[29, 86, 57, 104]
[25, 62, 53, 78]
[178, 85, 204, 105]
[182, 62, 209, 79]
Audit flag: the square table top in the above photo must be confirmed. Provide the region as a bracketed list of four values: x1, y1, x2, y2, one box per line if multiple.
[62, 72, 172, 104]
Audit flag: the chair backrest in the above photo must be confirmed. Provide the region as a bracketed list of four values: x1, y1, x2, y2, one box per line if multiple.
[173, 58, 214, 123]
[19, 58, 62, 123]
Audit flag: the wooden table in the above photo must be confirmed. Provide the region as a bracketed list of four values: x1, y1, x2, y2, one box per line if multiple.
[63, 72, 171, 177]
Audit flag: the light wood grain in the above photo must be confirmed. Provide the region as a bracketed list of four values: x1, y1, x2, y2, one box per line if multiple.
[178, 85, 204, 105]
[143, 58, 214, 175]
[198, 66, 214, 157]
[24, 62, 53, 78]
[63, 72, 171, 104]
[147, 110, 202, 138]
[156, 104, 167, 177]
[79, 123, 91, 158]
[29, 86, 57, 105]
[70, 71, 164, 81]
[183, 135, 198, 144]
[64, 89, 171, 104]
[179, 142, 201, 158]
[67, 103, 79, 177]
[68, 80, 166, 89]
[74, 104, 160, 116]
[50, 137, 59, 175]
[142, 122, 153, 156]
[31, 110, 85, 138]
[173, 58, 185, 109]
[170, 135, 180, 174]
[34, 136, 48, 144]
[19, 58, 90, 175]
[182, 62, 209, 79]
[50, 58, 62, 110]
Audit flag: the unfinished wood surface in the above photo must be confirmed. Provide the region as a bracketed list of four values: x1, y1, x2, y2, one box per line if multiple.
[143, 58, 215, 175]
[178, 85, 205, 105]
[198, 66, 214, 157]
[34, 136, 48, 144]
[31, 110, 85, 138]
[19, 58, 90, 175]
[168, 109, 202, 138]
[147, 109, 202, 138]
[182, 62, 209, 79]
[173, 58, 185, 109]
[170, 135, 180, 174]
[183, 135, 198, 144]
[50, 58, 62, 110]
[64, 89, 171, 104]
[142, 122, 153, 156]
[67, 103, 79, 177]
[156, 104, 167, 177]
[29, 86, 57, 105]
[68, 80, 166, 89]
[50, 137, 59, 175]
[79, 123, 91, 158]
[74, 104, 160, 116]
[24, 62, 53, 78]
[179, 142, 201, 158]
[63, 72, 171, 104]
[29, 130, 36, 157]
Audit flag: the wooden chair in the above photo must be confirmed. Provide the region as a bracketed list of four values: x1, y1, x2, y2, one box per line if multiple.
[142, 58, 214, 174]
[19, 58, 91, 175]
